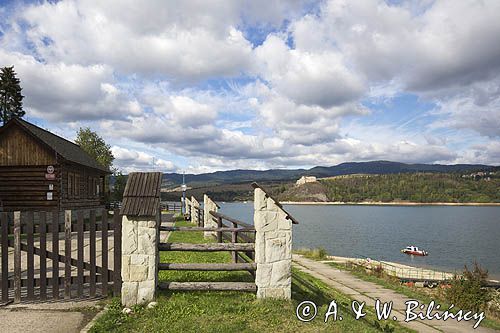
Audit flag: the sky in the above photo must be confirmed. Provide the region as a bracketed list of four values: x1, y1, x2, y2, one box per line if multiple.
[0, 0, 499, 173]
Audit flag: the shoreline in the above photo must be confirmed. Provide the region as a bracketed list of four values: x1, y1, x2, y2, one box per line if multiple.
[321, 255, 500, 282]
[280, 201, 500, 206]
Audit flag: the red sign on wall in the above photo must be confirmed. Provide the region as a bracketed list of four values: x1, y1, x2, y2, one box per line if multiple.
[45, 173, 56, 180]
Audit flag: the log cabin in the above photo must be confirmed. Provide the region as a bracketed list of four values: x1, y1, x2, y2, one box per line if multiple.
[0, 118, 110, 211]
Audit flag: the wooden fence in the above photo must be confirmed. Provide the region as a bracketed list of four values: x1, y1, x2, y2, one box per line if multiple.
[192, 205, 204, 227]
[161, 201, 182, 212]
[0, 209, 121, 304]
[157, 209, 256, 291]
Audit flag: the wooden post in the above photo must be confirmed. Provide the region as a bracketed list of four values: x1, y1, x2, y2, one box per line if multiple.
[231, 222, 238, 263]
[216, 216, 223, 243]
[89, 210, 96, 297]
[26, 211, 34, 300]
[1, 213, 9, 303]
[77, 211, 84, 298]
[101, 210, 109, 296]
[13, 211, 21, 303]
[39, 212, 47, 301]
[52, 211, 59, 299]
[64, 210, 72, 299]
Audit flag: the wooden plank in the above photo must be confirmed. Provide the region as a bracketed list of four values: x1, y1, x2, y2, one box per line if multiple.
[7, 273, 112, 288]
[1, 213, 9, 303]
[158, 263, 256, 271]
[13, 211, 21, 303]
[52, 211, 59, 299]
[158, 282, 256, 292]
[232, 223, 238, 264]
[39, 212, 47, 301]
[26, 211, 35, 300]
[89, 210, 96, 297]
[77, 211, 84, 298]
[216, 216, 223, 243]
[158, 243, 254, 252]
[64, 210, 72, 299]
[101, 211, 108, 296]
[210, 211, 253, 228]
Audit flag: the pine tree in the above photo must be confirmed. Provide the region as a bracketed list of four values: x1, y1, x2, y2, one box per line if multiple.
[0, 66, 25, 125]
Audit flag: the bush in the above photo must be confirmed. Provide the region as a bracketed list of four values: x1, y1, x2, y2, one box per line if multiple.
[372, 264, 384, 277]
[295, 247, 329, 260]
[445, 261, 492, 312]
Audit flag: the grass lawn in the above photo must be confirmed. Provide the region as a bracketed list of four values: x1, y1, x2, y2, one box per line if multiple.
[91, 219, 414, 332]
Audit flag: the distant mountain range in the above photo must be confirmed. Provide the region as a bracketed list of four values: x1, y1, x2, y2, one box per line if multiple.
[159, 161, 497, 187]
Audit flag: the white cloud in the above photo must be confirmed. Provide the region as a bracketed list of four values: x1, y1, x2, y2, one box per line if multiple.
[0, 50, 141, 121]
[112, 146, 177, 173]
[1, 0, 499, 170]
[16, 0, 254, 81]
[254, 34, 365, 108]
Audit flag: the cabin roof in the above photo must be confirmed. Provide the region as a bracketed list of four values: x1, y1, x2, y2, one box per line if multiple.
[2, 118, 109, 173]
[121, 172, 162, 217]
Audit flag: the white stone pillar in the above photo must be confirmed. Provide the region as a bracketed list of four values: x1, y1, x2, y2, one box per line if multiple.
[203, 194, 218, 239]
[184, 197, 191, 218]
[254, 187, 292, 299]
[191, 196, 199, 225]
[121, 215, 158, 306]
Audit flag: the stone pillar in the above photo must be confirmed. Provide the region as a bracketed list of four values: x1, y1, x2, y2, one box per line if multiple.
[254, 187, 292, 299]
[121, 215, 158, 306]
[203, 194, 218, 239]
[184, 197, 191, 218]
[191, 196, 199, 225]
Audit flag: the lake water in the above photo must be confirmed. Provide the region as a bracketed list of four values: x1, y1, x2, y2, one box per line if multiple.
[218, 203, 500, 279]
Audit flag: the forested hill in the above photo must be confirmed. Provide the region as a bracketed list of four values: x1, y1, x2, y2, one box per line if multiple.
[161, 161, 495, 186]
[278, 172, 500, 203]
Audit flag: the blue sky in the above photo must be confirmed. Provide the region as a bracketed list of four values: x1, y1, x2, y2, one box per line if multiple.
[0, 0, 499, 173]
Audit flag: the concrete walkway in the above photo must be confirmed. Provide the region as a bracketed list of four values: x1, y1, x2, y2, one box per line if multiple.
[293, 255, 497, 333]
[0, 299, 102, 333]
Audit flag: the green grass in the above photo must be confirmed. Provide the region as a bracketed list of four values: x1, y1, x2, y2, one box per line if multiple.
[91, 220, 414, 333]
[328, 262, 500, 331]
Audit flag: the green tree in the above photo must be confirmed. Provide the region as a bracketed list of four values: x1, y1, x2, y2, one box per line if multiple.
[112, 171, 127, 201]
[0, 66, 25, 125]
[75, 127, 114, 170]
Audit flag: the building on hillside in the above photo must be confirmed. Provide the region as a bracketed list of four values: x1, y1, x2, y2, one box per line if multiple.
[0, 118, 110, 211]
[296, 176, 317, 186]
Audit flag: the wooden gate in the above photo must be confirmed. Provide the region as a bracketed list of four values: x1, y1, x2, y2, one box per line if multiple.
[0, 208, 122, 305]
[158, 210, 257, 291]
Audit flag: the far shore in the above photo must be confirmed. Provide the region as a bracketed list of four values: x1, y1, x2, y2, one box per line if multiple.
[280, 200, 500, 206]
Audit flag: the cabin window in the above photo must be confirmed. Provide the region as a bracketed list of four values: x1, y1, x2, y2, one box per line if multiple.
[74, 174, 80, 198]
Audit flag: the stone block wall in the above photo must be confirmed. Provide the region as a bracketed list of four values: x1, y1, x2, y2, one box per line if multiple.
[203, 194, 218, 239]
[121, 215, 158, 306]
[254, 187, 292, 299]
[191, 196, 200, 225]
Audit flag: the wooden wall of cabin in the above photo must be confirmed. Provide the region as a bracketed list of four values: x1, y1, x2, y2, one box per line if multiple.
[0, 165, 60, 211]
[0, 126, 60, 211]
[0, 124, 56, 166]
[60, 162, 106, 210]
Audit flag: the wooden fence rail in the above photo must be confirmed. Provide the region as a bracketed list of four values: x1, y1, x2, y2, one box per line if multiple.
[157, 205, 257, 292]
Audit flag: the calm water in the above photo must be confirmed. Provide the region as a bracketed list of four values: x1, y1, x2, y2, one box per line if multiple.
[219, 203, 500, 279]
